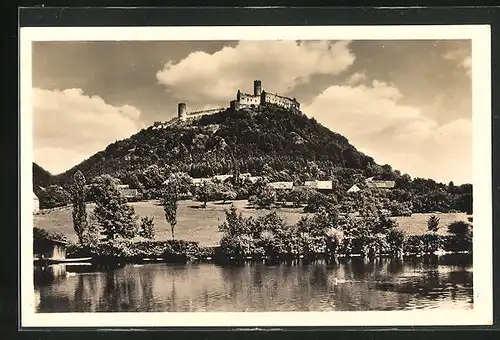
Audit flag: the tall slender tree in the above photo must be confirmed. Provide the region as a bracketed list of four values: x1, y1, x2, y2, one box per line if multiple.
[71, 170, 88, 244]
[161, 182, 179, 240]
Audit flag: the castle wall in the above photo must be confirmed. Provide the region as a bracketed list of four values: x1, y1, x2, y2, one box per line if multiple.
[238, 92, 261, 107]
[186, 108, 225, 118]
[174, 80, 301, 123]
[262, 92, 300, 110]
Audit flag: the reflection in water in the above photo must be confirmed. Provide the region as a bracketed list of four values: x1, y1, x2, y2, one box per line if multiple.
[34, 255, 473, 313]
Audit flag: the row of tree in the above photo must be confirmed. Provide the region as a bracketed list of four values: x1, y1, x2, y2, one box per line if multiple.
[217, 205, 473, 259]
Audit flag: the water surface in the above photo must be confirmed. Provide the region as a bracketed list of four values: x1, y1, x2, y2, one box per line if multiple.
[34, 254, 473, 312]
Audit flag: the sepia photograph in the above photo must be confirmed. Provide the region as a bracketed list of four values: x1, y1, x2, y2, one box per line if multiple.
[20, 25, 492, 327]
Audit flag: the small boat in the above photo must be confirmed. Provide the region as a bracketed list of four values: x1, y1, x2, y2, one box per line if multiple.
[35, 257, 92, 265]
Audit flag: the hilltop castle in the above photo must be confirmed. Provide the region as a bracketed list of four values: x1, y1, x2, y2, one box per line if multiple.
[177, 80, 301, 122]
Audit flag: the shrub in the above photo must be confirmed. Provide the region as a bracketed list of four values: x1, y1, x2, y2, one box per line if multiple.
[404, 235, 424, 254]
[254, 186, 277, 208]
[139, 216, 155, 239]
[448, 221, 472, 236]
[163, 240, 201, 261]
[38, 185, 71, 209]
[446, 221, 473, 252]
[299, 232, 326, 257]
[219, 234, 257, 258]
[324, 227, 344, 257]
[33, 227, 68, 243]
[304, 192, 335, 213]
[386, 229, 405, 255]
[389, 201, 412, 217]
[66, 239, 201, 262]
[422, 233, 441, 253]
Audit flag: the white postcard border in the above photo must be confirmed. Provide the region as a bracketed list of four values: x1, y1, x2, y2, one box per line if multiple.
[20, 24, 492, 327]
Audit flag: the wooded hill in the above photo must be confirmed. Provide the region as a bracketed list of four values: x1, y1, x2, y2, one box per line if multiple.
[33, 104, 472, 213]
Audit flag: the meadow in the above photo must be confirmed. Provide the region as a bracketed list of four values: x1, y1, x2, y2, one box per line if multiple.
[33, 199, 471, 247]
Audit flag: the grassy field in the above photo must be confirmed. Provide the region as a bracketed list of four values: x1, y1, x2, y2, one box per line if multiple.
[33, 199, 471, 247]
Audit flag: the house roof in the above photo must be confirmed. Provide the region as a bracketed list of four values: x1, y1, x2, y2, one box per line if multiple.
[304, 180, 333, 190]
[367, 180, 396, 189]
[34, 235, 69, 245]
[192, 178, 212, 183]
[267, 182, 293, 189]
[212, 175, 233, 181]
[347, 184, 361, 192]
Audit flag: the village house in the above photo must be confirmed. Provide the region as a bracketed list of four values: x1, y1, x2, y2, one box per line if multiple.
[267, 181, 294, 190]
[117, 184, 141, 201]
[33, 191, 40, 213]
[347, 184, 361, 193]
[247, 176, 263, 184]
[303, 180, 333, 192]
[212, 174, 233, 182]
[191, 178, 212, 187]
[34, 236, 68, 261]
[366, 179, 396, 190]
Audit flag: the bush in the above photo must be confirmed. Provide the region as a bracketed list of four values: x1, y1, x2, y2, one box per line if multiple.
[219, 234, 258, 258]
[386, 229, 405, 255]
[38, 185, 71, 209]
[388, 201, 412, 217]
[66, 239, 201, 262]
[422, 233, 441, 253]
[163, 240, 201, 261]
[139, 216, 155, 239]
[404, 235, 424, 254]
[446, 221, 472, 252]
[253, 186, 277, 208]
[304, 192, 335, 213]
[33, 227, 68, 243]
[299, 232, 326, 257]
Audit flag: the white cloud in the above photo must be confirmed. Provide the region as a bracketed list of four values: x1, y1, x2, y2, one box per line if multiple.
[444, 50, 472, 77]
[156, 40, 355, 107]
[304, 81, 472, 184]
[346, 71, 367, 85]
[33, 88, 145, 174]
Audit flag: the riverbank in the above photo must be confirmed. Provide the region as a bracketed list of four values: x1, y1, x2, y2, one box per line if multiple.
[34, 199, 471, 246]
[62, 236, 471, 266]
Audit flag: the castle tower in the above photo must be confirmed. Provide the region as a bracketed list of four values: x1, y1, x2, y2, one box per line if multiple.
[178, 103, 187, 121]
[254, 80, 262, 96]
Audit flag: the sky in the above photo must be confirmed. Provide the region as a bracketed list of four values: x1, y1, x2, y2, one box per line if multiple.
[32, 39, 472, 184]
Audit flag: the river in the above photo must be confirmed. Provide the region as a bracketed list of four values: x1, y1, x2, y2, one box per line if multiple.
[34, 254, 473, 312]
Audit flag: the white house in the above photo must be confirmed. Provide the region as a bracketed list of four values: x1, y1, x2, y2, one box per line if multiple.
[244, 176, 262, 184]
[366, 180, 396, 189]
[267, 182, 294, 190]
[347, 184, 361, 193]
[212, 174, 233, 182]
[304, 180, 333, 191]
[191, 178, 212, 186]
[117, 184, 140, 200]
[33, 192, 40, 213]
